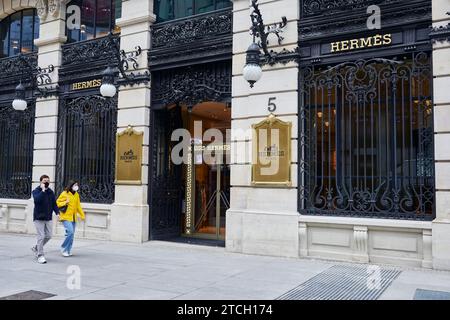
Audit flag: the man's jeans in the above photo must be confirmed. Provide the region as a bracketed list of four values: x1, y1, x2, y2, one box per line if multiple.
[61, 221, 76, 254]
[34, 220, 53, 257]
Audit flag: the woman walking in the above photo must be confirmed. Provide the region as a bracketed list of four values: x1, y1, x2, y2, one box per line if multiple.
[57, 180, 85, 257]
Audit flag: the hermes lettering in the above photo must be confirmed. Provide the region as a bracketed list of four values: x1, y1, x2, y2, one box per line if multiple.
[330, 34, 392, 53]
[72, 79, 102, 90]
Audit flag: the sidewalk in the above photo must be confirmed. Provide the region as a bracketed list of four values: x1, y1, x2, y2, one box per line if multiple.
[1, 232, 450, 300]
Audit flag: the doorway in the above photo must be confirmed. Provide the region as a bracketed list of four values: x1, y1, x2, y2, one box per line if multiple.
[149, 102, 231, 241]
[181, 102, 231, 240]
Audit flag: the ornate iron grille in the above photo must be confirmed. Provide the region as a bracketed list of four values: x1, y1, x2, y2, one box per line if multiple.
[0, 103, 35, 199]
[149, 106, 183, 239]
[56, 95, 117, 204]
[299, 52, 435, 220]
[151, 61, 232, 108]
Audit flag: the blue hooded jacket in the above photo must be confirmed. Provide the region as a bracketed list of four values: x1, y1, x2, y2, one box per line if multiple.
[32, 186, 59, 221]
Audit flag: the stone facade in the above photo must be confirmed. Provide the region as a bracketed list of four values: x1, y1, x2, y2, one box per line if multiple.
[0, 0, 449, 270]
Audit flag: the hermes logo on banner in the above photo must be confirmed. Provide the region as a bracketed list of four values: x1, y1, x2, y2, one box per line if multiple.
[330, 34, 392, 53]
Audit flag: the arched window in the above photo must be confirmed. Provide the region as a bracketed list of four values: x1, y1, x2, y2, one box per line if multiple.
[66, 0, 122, 43]
[0, 9, 39, 59]
[155, 0, 232, 23]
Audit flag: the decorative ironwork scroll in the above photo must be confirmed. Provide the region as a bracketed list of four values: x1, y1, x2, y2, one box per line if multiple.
[151, 61, 231, 108]
[149, 9, 232, 68]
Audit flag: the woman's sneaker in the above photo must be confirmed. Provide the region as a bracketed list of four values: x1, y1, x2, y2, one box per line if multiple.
[62, 251, 70, 257]
[37, 256, 47, 264]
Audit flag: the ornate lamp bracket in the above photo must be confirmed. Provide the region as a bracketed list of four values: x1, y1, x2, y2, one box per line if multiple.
[16, 53, 58, 98]
[106, 32, 150, 87]
[249, 0, 299, 66]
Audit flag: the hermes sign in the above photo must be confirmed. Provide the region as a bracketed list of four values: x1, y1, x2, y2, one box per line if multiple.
[71, 79, 102, 91]
[115, 126, 143, 185]
[331, 34, 392, 53]
[252, 114, 292, 186]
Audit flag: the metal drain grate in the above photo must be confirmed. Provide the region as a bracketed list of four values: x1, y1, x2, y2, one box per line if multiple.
[0, 290, 56, 300]
[277, 264, 401, 300]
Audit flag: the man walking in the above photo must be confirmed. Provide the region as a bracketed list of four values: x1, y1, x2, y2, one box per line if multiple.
[31, 175, 59, 264]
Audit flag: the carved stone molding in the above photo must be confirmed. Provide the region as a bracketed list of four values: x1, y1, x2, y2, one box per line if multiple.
[36, 0, 48, 20]
[353, 226, 369, 262]
[48, 0, 60, 17]
[430, 23, 450, 43]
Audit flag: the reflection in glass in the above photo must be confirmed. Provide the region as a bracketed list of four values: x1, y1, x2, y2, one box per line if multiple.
[155, 0, 232, 22]
[66, 0, 119, 43]
[9, 12, 21, 56]
[21, 10, 34, 54]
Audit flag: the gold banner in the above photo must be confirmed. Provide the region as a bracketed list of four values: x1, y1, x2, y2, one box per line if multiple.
[115, 126, 143, 185]
[252, 114, 292, 186]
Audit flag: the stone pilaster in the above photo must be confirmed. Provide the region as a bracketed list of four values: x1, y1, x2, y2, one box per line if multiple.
[226, 0, 300, 258]
[26, 2, 67, 234]
[431, 1, 450, 270]
[109, 0, 155, 242]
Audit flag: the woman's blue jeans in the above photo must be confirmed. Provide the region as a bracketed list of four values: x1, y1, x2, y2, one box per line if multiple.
[61, 221, 76, 254]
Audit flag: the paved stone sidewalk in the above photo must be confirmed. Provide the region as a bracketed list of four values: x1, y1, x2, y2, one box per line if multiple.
[1, 233, 450, 300]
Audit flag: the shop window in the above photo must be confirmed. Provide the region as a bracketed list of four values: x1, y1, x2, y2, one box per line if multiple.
[299, 52, 435, 220]
[66, 0, 122, 43]
[0, 9, 39, 59]
[0, 104, 35, 199]
[154, 0, 232, 22]
[56, 95, 117, 204]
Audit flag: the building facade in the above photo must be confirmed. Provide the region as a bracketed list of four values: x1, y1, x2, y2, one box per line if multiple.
[0, 0, 449, 270]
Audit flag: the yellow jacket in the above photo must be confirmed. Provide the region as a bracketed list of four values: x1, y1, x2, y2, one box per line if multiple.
[56, 191, 85, 222]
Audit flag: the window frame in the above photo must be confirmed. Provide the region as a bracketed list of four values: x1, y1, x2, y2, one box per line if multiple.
[0, 9, 39, 59]
[154, 0, 232, 23]
[66, 0, 121, 43]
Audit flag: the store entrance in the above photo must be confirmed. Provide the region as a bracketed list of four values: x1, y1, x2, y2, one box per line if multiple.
[181, 102, 231, 240]
[148, 102, 231, 241]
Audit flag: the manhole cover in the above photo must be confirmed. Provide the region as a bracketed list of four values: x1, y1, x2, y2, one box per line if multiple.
[0, 290, 56, 300]
[277, 264, 401, 300]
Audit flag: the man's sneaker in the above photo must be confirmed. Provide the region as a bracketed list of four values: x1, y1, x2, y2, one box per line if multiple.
[31, 246, 38, 257]
[37, 256, 47, 264]
[62, 251, 70, 257]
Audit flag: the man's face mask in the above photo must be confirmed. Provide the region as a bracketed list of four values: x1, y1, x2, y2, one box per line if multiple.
[44, 182, 49, 188]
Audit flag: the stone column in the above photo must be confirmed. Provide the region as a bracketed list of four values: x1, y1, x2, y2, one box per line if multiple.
[432, 1, 450, 270]
[109, 0, 155, 242]
[227, 0, 300, 258]
[26, 1, 67, 233]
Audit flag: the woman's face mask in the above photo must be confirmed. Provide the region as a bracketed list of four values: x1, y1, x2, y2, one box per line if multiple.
[72, 185, 79, 192]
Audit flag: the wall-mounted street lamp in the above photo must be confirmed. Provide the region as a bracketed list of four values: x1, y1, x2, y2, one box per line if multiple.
[11, 54, 56, 111]
[243, 0, 299, 88]
[99, 32, 150, 98]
